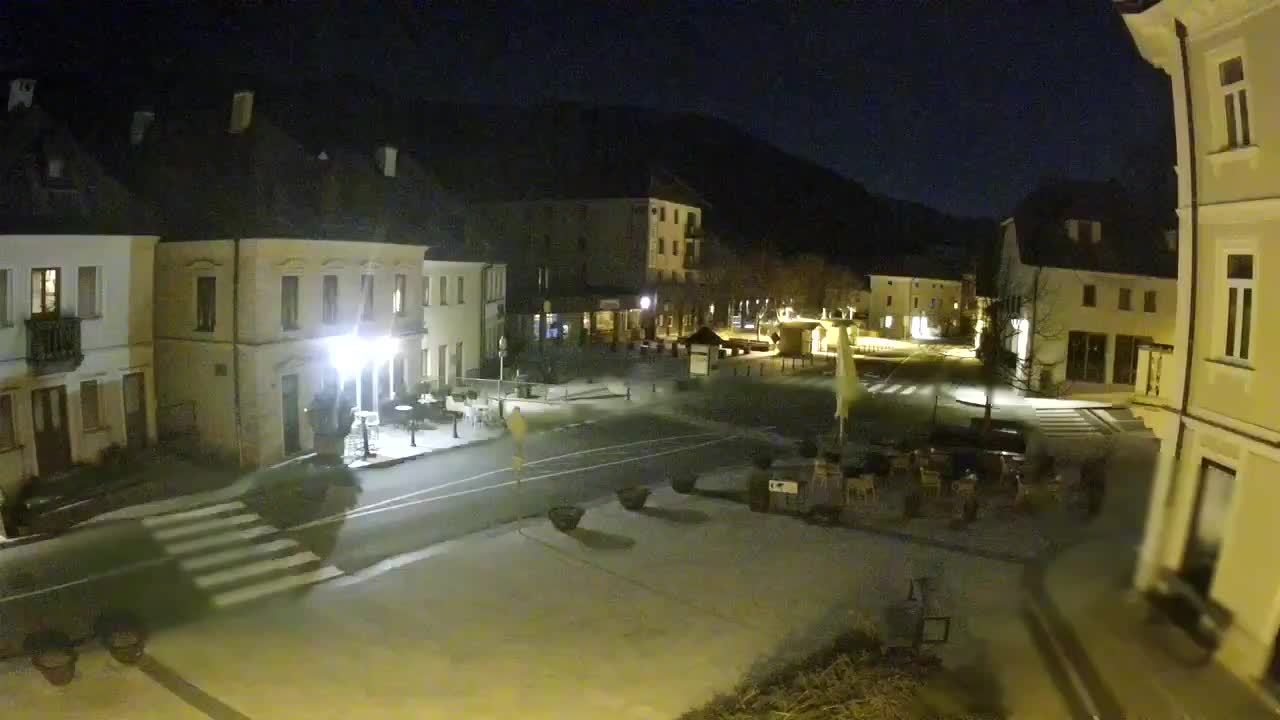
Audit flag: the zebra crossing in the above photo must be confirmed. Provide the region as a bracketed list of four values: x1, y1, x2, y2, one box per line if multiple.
[141, 500, 342, 609]
[750, 372, 928, 397]
[1034, 407, 1109, 439]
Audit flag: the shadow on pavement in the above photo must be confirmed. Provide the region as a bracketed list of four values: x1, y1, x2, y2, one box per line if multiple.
[568, 528, 635, 551]
[637, 506, 709, 524]
[692, 487, 747, 504]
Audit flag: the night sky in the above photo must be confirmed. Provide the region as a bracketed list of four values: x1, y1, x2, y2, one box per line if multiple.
[3, 1, 1171, 218]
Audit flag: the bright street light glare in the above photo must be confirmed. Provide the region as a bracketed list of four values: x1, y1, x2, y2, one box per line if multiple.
[327, 334, 365, 379]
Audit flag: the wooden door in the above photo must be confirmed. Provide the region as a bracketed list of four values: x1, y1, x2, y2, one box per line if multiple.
[281, 374, 301, 455]
[31, 386, 71, 476]
[123, 372, 147, 450]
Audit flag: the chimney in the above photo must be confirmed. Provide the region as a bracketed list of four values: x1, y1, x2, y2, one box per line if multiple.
[130, 110, 155, 145]
[375, 145, 397, 178]
[8, 78, 35, 112]
[228, 90, 254, 134]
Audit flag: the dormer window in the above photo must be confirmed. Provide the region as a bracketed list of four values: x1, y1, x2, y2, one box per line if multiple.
[1068, 219, 1101, 245]
[46, 154, 64, 180]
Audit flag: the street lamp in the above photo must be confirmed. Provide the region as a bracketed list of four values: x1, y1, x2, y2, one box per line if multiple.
[498, 335, 508, 419]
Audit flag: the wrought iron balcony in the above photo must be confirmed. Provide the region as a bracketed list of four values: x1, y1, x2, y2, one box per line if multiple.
[26, 316, 83, 375]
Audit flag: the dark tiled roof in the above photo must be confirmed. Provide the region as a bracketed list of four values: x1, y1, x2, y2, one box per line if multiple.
[0, 100, 159, 234]
[685, 326, 724, 345]
[868, 254, 963, 281]
[1008, 180, 1175, 278]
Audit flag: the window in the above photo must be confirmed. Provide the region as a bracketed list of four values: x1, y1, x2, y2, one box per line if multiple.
[360, 274, 375, 321]
[658, 237, 664, 255]
[1078, 221, 1094, 245]
[1066, 331, 1107, 383]
[322, 275, 339, 324]
[1225, 253, 1254, 361]
[886, 295, 893, 307]
[913, 297, 919, 309]
[0, 394, 13, 451]
[423, 276, 431, 307]
[393, 274, 406, 316]
[80, 380, 101, 431]
[1082, 284, 1096, 308]
[929, 298, 937, 309]
[421, 348, 431, 379]
[439, 276, 448, 305]
[0, 268, 10, 326]
[659, 206, 666, 222]
[674, 240, 681, 256]
[1143, 290, 1157, 313]
[1118, 288, 1132, 311]
[1219, 57, 1251, 149]
[1113, 335, 1151, 385]
[280, 275, 300, 330]
[77, 266, 100, 318]
[456, 276, 464, 305]
[31, 267, 59, 316]
[674, 209, 680, 224]
[195, 276, 216, 331]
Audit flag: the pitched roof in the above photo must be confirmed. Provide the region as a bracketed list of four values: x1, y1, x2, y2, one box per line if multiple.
[868, 254, 963, 281]
[685, 326, 724, 345]
[1007, 179, 1175, 278]
[0, 95, 159, 234]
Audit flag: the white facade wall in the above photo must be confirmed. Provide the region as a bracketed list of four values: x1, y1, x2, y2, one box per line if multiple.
[155, 238, 427, 467]
[420, 260, 499, 388]
[867, 274, 962, 339]
[0, 234, 158, 497]
[1125, 0, 1280, 687]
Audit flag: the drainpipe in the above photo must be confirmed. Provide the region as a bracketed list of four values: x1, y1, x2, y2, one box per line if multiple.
[1171, 18, 1200, 472]
[480, 263, 491, 370]
[232, 237, 244, 468]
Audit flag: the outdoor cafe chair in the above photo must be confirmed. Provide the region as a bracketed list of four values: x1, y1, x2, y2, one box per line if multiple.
[919, 468, 943, 498]
[847, 474, 878, 505]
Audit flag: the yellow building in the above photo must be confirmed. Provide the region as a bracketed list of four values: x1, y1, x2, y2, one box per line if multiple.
[1122, 0, 1280, 690]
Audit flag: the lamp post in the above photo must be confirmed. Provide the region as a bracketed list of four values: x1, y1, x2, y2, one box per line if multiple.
[497, 335, 507, 419]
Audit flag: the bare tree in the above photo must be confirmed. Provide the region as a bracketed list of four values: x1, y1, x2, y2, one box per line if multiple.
[978, 261, 1065, 434]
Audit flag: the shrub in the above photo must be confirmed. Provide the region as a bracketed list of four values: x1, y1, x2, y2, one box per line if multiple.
[751, 452, 774, 470]
[798, 439, 818, 458]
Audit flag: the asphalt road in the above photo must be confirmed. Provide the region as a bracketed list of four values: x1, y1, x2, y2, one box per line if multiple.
[0, 412, 758, 658]
[0, 348, 984, 659]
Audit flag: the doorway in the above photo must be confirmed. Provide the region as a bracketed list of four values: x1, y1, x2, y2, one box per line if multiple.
[31, 386, 71, 476]
[1181, 460, 1236, 597]
[454, 341, 463, 383]
[438, 344, 448, 389]
[123, 372, 147, 450]
[281, 373, 301, 456]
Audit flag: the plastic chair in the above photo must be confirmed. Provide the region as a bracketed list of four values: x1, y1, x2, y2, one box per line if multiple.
[847, 474, 878, 504]
[919, 468, 942, 498]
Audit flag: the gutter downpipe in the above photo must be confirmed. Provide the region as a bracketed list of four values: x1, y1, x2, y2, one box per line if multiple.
[1171, 17, 1199, 480]
[232, 237, 244, 468]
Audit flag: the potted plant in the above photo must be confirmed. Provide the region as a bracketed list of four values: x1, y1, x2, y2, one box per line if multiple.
[798, 438, 818, 459]
[616, 486, 650, 511]
[467, 389, 479, 401]
[95, 612, 145, 665]
[751, 451, 774, 471]
[548, 505, 584, 532]
[24, 630, 77, 686]
[670, 470, 697, 494]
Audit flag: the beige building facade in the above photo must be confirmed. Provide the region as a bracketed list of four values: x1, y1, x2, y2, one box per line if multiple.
[1123, 0, 1280, 690]
[867, 274, 963, 340]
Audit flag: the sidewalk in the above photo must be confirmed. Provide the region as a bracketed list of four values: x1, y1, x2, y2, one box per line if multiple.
[1027, 435, 1280, 719]
[0, 480, 1069, 719]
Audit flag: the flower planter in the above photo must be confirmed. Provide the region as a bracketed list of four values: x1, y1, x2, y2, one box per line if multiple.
[97, 613, 146, 665]
[670, 471, 697, 494]
[25, 632, 76, 686]
[797, 439, 818, 459]
[751, 453, 774, 471]
[748, 471, 771, 513]
[548, 505, 584, 532]
[616, 486, 650, 511]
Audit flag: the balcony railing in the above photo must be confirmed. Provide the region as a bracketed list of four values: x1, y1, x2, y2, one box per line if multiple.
[1134, 343, 1175, 407]
[26, 316, 83, 374]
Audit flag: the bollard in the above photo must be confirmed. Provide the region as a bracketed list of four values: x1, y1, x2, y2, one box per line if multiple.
[626, 385, 632, 401]
[733, 365, 738, 377]
[452, 413, 460, 439]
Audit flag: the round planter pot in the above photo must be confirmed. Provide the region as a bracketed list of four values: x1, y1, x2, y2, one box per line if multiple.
[31, 649, 76, 686]
[548, 506, 584, 533]
[747, 473, 771, 513]
[617, 487, 650, 511]
[105, 631, 144, 665]
[670, 471, 697, 494]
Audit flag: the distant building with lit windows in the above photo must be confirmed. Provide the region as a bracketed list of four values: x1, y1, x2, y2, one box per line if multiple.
[868, 256, 964, 340]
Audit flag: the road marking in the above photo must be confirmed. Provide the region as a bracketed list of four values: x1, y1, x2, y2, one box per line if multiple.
[883, 384, 902, 394]
[211, 566, 344, 608]
[302, 435, 737, 529]
[152, 514, 260, 541]
[163, 526, 276, 555]
[868, 383, 884, 392]
[900, 385, 917, 395]
[141, 501, 246, 528]
[180, 538, 300, 571]
[194, 551, 320, 589]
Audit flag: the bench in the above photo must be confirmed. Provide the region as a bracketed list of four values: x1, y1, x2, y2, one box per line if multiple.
[1152, 568, 1233, 654]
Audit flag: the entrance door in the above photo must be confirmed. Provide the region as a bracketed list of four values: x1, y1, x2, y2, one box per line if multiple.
[123, 372, 147, 450]
[31, 386, 71, 476]
[281, 374, 301, 455]
[1182, 460, 1235, 597]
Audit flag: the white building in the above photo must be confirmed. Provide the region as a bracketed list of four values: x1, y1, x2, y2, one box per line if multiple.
[1122, 0, 1280, 690]
[997, 181, 1178, 397]
[154, 239, 428, 467]
[0, 79, 159, 498]
[868, 257, 964, 340]
[419, 257, 506, 389]
[467, 172, 709, 347]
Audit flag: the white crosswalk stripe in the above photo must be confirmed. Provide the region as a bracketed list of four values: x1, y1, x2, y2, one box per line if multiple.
[1035, 408, 1107, 438]
[140, 502, 343, 610]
